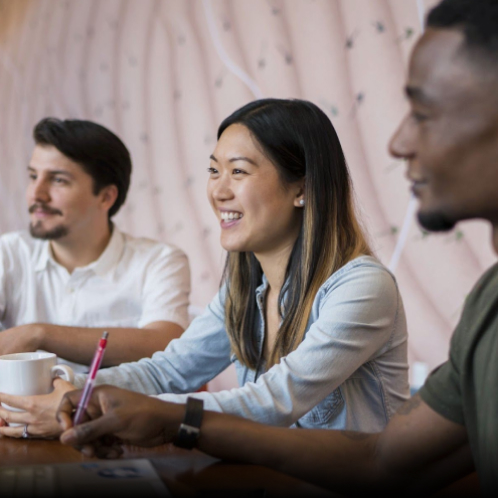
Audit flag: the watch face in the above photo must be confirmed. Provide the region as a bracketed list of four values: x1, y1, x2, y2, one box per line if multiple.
[181, 424, 200, 436]
[174, 423, 200, 449]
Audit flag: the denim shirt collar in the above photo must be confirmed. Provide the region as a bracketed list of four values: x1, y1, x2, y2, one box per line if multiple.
[255, 273, 269, 303]
[251, 274, 271, 379]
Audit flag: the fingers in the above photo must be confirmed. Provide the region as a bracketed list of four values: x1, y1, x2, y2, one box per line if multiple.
[56, 390, 81, 426]
[60, 414, 118, 447]
[77, 442, 122, 459]
[95, 444, 123, 460]
[81, 444, 96, 458]
[53, 378, 76, 391]
[0, 425, 24, 438]
[0, 406, 29, 426]
[57, 411, 73, 432]
[0, 393, 30, 410]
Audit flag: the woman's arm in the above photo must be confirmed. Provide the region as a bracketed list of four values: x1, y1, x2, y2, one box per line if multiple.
[0, 291, 231, 439]
[154, 261, 405, 426]
[73, 289, 233, 395]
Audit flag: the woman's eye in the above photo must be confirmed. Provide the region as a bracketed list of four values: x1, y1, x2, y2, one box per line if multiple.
[232, 169, 246, 175]
[207, 167, 218, 174]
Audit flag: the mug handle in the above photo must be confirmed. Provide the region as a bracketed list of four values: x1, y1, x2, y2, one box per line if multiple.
[51, 364, 75, 384]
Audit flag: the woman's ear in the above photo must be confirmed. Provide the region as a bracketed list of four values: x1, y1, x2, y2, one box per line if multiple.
[293, 181, 305, 208]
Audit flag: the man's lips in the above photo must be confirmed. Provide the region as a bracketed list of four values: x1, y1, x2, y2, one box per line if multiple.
[28, 204, 62, 216]
[410, 180, 428, 197]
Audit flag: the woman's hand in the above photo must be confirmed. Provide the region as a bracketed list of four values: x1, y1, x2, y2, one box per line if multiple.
[57, 385, 186, 458]
[0, 378, 76, 438]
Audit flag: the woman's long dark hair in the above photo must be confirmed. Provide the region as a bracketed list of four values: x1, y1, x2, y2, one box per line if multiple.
[219, 99, 371, 369]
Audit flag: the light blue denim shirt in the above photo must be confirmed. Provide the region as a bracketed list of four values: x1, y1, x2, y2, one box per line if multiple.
[75, 255, 409, 431]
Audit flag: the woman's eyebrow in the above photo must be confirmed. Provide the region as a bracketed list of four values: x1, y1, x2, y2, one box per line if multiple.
[229, 156, 258, 166]
[209, 154, 258, 166]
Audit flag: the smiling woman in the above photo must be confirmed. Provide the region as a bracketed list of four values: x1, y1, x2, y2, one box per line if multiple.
[4, 99, 409, 438]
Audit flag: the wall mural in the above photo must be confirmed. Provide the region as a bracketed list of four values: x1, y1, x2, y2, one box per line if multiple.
[1, 0, 496, 391]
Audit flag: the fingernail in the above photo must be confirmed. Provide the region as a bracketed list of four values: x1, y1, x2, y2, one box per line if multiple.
[61, 430, 76, 445]
[82, 447, 94, 458]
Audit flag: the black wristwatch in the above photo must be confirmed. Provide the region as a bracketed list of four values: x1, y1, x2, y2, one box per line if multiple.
[173, 397, 204, 449]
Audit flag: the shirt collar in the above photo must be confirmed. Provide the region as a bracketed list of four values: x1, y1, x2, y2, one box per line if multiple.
[33, 226, 125, 278]
[34, 240, 51, 272]
[255, 273, 269, 299]
[83, 226, 125, 278]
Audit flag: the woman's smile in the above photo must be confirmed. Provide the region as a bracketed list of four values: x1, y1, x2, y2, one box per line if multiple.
[219, 210, 244, 228]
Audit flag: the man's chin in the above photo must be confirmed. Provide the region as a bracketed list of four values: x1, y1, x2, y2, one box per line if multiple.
[417, 210, 456, 232]
[29, 223, 69, 240]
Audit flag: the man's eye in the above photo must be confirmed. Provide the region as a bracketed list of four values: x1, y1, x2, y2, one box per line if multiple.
[53, 177, 67, 184]
[411, 111, 429, 123]
[232, 169, 246, 175]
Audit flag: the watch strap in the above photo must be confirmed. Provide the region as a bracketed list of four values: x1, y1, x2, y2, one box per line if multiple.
[173, 397, 204, 449]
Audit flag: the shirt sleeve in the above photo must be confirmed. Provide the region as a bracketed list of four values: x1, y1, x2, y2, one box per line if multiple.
[418, 328, 465, 426]
[0, 238, 9, 325]
[155, 263, 405, 426]
[74, 288, 232, 393]
[137, 245, 191, 330]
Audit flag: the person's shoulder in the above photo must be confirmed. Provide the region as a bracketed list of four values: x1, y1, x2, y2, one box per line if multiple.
[464, 261, 498, 309]
[119, 230, 188, 261]
[0, 231, 45, 271]
[0, 230, 40, 253]
[321, 254, 396, 292]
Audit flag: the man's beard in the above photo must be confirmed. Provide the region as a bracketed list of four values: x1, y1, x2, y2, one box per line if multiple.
[29, 221, 69, 240]
[28, 203, 68, 240]
[417, 210, 456, 232]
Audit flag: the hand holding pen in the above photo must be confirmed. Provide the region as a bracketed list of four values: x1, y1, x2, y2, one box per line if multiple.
[73, 331, 109, 426]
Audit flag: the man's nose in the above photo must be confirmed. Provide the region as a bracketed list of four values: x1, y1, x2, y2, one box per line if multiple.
[30, 179, 51, 203]
[388, 114, 416, 160]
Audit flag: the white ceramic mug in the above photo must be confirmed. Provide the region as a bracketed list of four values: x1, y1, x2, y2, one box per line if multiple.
[0, 352, 74, 426]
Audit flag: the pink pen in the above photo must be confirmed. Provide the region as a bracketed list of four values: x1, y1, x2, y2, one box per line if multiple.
[73, 331, 109, 426]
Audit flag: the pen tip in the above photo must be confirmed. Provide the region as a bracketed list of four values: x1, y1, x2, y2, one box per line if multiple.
[102, 331, 109, 339]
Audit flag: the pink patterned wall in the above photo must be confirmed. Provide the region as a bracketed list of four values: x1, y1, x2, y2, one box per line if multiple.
[1, 0, 496, 390]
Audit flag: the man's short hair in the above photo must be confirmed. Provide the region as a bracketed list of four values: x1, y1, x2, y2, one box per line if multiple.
[33, 118, 132, 218]
[428, 0, 498, 60]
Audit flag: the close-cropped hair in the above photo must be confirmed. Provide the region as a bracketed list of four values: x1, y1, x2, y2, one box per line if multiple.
[428, 0, 498, 58]
[218, 98, 372, 369]
[33, 118, 132, 218]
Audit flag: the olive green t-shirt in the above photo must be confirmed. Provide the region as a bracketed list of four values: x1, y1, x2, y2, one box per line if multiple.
[419, 262, 498, 494]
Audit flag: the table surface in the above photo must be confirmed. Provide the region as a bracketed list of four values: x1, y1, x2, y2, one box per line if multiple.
[0, 437, 335, 497]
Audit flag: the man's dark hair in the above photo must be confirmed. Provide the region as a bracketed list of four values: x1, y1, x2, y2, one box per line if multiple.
[33, 118, 132, 218]
[428, 0, 498, 58]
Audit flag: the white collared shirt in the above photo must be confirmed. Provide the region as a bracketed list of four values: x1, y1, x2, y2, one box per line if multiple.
[0, 228, 191, 370]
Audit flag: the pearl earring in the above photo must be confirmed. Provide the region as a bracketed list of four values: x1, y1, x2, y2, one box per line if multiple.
[299, 199, 305, 206]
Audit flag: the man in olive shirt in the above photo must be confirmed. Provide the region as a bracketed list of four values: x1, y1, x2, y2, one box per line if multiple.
[56, 0, 498, 495]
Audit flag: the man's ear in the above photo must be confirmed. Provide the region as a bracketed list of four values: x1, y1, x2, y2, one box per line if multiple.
[99, 184, 119, 214]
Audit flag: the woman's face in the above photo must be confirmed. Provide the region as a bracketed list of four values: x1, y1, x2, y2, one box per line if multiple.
[207, 123, 304, 256]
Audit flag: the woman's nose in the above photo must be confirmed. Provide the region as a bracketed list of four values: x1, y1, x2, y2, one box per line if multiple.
[211, 175, 234, 201]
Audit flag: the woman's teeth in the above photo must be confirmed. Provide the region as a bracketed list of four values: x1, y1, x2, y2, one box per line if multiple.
[221, 212, 243, 221]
